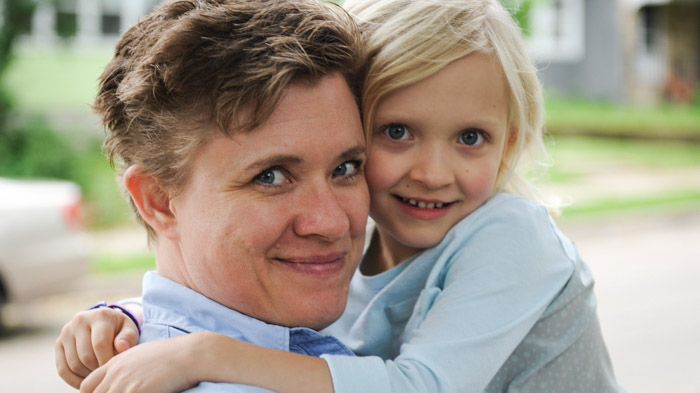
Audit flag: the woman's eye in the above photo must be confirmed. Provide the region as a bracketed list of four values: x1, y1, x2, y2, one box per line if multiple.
[332, 160, 361, 178]
[459, 129, 485, 146]
[254, 168, 287, 185]
[383, 124, 411, 140]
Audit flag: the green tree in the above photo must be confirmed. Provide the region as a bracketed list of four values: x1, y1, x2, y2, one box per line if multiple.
[501, 0, 540, 35]
[0, 0, 79, 183]
[0, 0, 36, 127]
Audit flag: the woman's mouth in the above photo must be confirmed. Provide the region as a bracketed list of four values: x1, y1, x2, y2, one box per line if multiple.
[276, 254, 347, 275]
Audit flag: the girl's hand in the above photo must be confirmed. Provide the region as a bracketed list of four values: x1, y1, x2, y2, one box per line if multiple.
[78, 334, 203, 393]
[55, 307, 140, 388]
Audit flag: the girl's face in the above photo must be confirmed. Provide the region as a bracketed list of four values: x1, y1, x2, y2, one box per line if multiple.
[366, 53, 511, 264]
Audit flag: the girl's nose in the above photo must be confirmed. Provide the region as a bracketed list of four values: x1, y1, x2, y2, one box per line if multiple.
[408, 146, 456, 189]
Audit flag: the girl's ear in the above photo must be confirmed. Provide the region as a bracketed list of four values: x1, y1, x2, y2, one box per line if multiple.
[123, 165, 178, 239]
[507, 125, 518, 150]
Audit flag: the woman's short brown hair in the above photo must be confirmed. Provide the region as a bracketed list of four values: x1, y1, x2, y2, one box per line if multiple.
[95, 0, 363, 239]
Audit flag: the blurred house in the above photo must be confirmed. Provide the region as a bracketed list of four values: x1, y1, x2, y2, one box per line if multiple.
[11, 0, 700, 104]
[15, 0, 160, 46]
[526, 0, 699, 104]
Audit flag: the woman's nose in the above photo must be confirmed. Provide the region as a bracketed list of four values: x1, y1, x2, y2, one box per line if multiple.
[293, 183, 350, 241]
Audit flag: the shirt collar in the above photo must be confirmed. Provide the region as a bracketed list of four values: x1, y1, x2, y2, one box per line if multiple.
[142, 271, 353, 356]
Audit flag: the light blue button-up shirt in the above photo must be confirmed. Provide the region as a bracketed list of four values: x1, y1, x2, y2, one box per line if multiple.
[140, 271, 354, 392]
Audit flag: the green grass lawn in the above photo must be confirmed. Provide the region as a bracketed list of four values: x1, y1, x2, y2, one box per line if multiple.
[93, 250, 156, 274]
[2, 46, 112, 113]
[543, 134, 700, 220]
[546, 97, 700, 140]
[545, 134, 700, 176]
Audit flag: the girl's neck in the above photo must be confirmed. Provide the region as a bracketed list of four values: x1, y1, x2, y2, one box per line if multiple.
[360, 226, 423, 276]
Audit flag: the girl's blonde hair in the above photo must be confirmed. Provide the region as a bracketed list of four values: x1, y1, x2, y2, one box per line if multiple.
[345, 0, 551, 206]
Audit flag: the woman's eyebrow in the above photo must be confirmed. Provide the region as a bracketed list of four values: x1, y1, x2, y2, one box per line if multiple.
[338, 145, 367, 161]
[245, 155, 303, 171]
[244, 145, 366, 172]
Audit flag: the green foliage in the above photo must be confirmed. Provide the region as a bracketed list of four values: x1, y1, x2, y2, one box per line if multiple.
[0, 0, 36, 74]
[0, 120, 131, 228]
[0, 120, 77, 179]
[501, 0, 539, 35]
[0, 84, 12, 127]
[1, 0, 37, 125]
[0, 1, 129, 229]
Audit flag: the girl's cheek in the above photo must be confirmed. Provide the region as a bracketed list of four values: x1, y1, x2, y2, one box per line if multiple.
[365, 149, 395, 189]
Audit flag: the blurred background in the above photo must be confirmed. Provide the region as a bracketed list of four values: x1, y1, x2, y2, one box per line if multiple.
[0, 0, 698, 392]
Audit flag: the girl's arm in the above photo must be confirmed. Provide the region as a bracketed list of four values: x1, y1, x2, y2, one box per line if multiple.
[80, 332, 335, 393]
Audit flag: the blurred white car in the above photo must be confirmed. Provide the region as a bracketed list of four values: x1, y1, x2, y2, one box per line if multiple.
[0, 177, 90, 311]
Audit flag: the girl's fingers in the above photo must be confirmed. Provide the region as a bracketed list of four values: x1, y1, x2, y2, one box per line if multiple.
[91, 319, 118, 366]
[64, 334, 93, 378]
[114, 319, 140, 354]
[75, 327, 100, 371]
[55, 342, 85, 389]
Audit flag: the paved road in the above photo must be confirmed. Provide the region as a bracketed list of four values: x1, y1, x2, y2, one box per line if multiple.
[562, 211, 700, 393]
[1, 210, 699, 392]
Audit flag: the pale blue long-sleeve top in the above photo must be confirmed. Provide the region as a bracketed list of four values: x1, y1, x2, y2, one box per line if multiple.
[140, 272, 354, 392]
[321, 193, 625, 393]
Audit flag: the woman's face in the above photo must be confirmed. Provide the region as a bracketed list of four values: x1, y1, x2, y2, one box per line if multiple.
[166, 74, 369, 330]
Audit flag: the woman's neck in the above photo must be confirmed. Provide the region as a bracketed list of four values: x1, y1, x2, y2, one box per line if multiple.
[360, 226, 423, 276]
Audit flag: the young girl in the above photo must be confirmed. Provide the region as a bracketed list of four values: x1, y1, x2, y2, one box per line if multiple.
[57, 0, 624, 392]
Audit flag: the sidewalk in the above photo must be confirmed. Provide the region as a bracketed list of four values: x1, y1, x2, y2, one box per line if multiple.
[548, 162, 700, 393]
[560, 211, 700, 393]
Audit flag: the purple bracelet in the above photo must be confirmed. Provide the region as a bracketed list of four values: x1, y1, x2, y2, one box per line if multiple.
[88, 301, 142, 333]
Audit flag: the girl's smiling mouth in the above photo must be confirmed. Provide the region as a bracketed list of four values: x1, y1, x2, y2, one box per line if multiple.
[393, 195, 456, 220]
[395, 195, 455, 209]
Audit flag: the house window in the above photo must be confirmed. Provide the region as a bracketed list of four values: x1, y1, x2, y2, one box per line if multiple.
[101, 13, 120, 34]
[101, 0, 121, 35]
[525, 0, 585, 62]
[55, 0, 78, 39]
[640, 5, 660, 53]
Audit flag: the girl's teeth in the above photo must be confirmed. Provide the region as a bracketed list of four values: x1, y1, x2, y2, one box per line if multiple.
[401, 197, 447, 209]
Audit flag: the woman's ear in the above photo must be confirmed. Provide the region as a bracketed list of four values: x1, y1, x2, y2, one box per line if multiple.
[123, 165, 178, 239]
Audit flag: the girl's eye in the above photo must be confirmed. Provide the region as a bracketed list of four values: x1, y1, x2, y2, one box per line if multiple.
[254, 168, 287, 185]
[383, 124, 411, 140]
[459, 129, 485, 146]
[332, 160, 362, 178]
